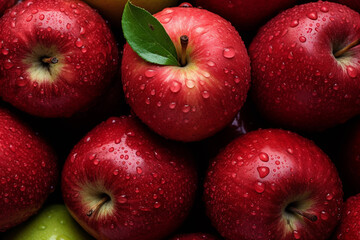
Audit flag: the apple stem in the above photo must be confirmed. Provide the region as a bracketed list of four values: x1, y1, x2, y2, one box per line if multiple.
[287, 206, 318, 222]
[42, 57, 58, 64]
[180, 35, 189, 66]
[334, 39, 360, 58]
[86, 195, 110, 217]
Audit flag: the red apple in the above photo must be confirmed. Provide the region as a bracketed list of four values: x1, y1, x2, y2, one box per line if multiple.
[249, 2, 360, 131]
[122, 4, 251, 142]
[204, 129, 343, 240]
[333, 194, 360, 240]
[333, 0, 360, 12]
[0, 106, 58, 231]
[0, 0, 16, 16]
[194, 0, 297, 32]
[61, 116, 198, 240]
[0, 0, 118, 118]
[170, 233, 219, 240]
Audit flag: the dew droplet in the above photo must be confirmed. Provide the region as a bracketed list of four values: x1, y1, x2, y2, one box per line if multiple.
[145, 69, 156, 78]
[307, 12, 318, 20]
[223, 47, 235, 59]
[75, 38, 83, 48]
[202, 91, 210, 99]
[254, 182, 265, 193]
[257, 167, 270, 178]
[118, 195, 128, 204]
[320, 6, 329, 12]
[169, 80, 181, 93]
[259, 152, 269, 162]
[154, 202, 161, 208]
[169, 102, 176, 109]
[346, 66, 358, 78]
[185, 79, 195, 89]
[136, 167, 143, 174]
[299, 36, 306, 43]
[293, 230, 301, 239]
[290, 20, 299, 27]
[320, 210, 329, 220]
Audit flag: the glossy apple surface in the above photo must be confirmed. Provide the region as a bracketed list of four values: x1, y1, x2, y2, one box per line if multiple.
[333, 194, 360, 240]
[62, 116, 197, 240]
[0, 0, 118, 118]
[122, 5, 251, 142]
[0, 107, 58, 231]
[4, 204, 92, 239]
[249, 2, 360, 131]
[83, 0, 178, 28]
[204, 129, 343, 240]
[194, 0, 297, 32]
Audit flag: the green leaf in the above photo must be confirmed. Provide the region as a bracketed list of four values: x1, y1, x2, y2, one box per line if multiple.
[122, 1, 180, 66]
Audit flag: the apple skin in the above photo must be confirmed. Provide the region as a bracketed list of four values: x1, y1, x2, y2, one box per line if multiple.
[0, 107, 58, 232]
[249, 1, 360, 131]
[82, 0, 178, 28]
[0, 0, 118, 118]
[61, 116, 198, 240]
[333, 194, 360, 240]
[3, 204, 93, 239]
[0, 0, 16, 16]
[333, 0, 360, 12]
[204, 129, 343, 240]
[170, 233, 219, 240]
[122, 6, 251, 142]
[194, 0, 297, 32]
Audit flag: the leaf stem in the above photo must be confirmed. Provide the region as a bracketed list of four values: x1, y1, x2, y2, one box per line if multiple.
[42, 57, 58, 64]
[180, 35, 189, 67]
[334, 39, 360, 58]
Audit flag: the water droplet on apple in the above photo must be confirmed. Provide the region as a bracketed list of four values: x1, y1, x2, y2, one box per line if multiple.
[293, 230, 301, 239]
[16, 77, 27, 87]
[299, 36, 306, 43]
[136, 167, 143, 174]
[207, 61, 216, 67]
[287, 148, 294, 154]
[4, 60, 13, 69]
[254, 182, 265, 193]
[290, 20, 299, 27]
[154, 202, 161, 208]
[26, 15, 33, 22]
[182, 105, 190, 113]
[257, 167, 270, 178]
[259, 152, 269, 162]
[169, 80, 182, 93]
[39, 14, 44, 20]
[75, 38, 83, 48]
[169, 102, 176, 109]
[185, 79, 195, 89]
[346, 66, 358, 78]
[223, 47, 235, 59]
[320, 210, 329, 220]
[326, 193, 333, 200]
[93, 159, 100, 165]
[307, 12, 318, 20]
[145, 69, 156, 78]
[2, 48, 9, 55]
[20, 185, 26, 191]
[320, 6, 329, 12]
[160, 16, 172, 24]
[118, 195, 128, 204]
[202, 91, 210, 99]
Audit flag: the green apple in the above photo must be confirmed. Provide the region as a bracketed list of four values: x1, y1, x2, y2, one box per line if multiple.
[83, 0, 178, 28]
[4, 204, 92, 240]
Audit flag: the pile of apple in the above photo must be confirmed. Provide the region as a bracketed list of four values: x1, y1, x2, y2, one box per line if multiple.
[0, 0, 359, 239]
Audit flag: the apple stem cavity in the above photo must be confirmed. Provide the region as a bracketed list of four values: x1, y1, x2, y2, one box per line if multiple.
[42, 57, 59, 64]
[86, 195, 110, 217]
[287, 206, 318, 222]
[180, 35, 189, 67]
[334, 39, 360, 58]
